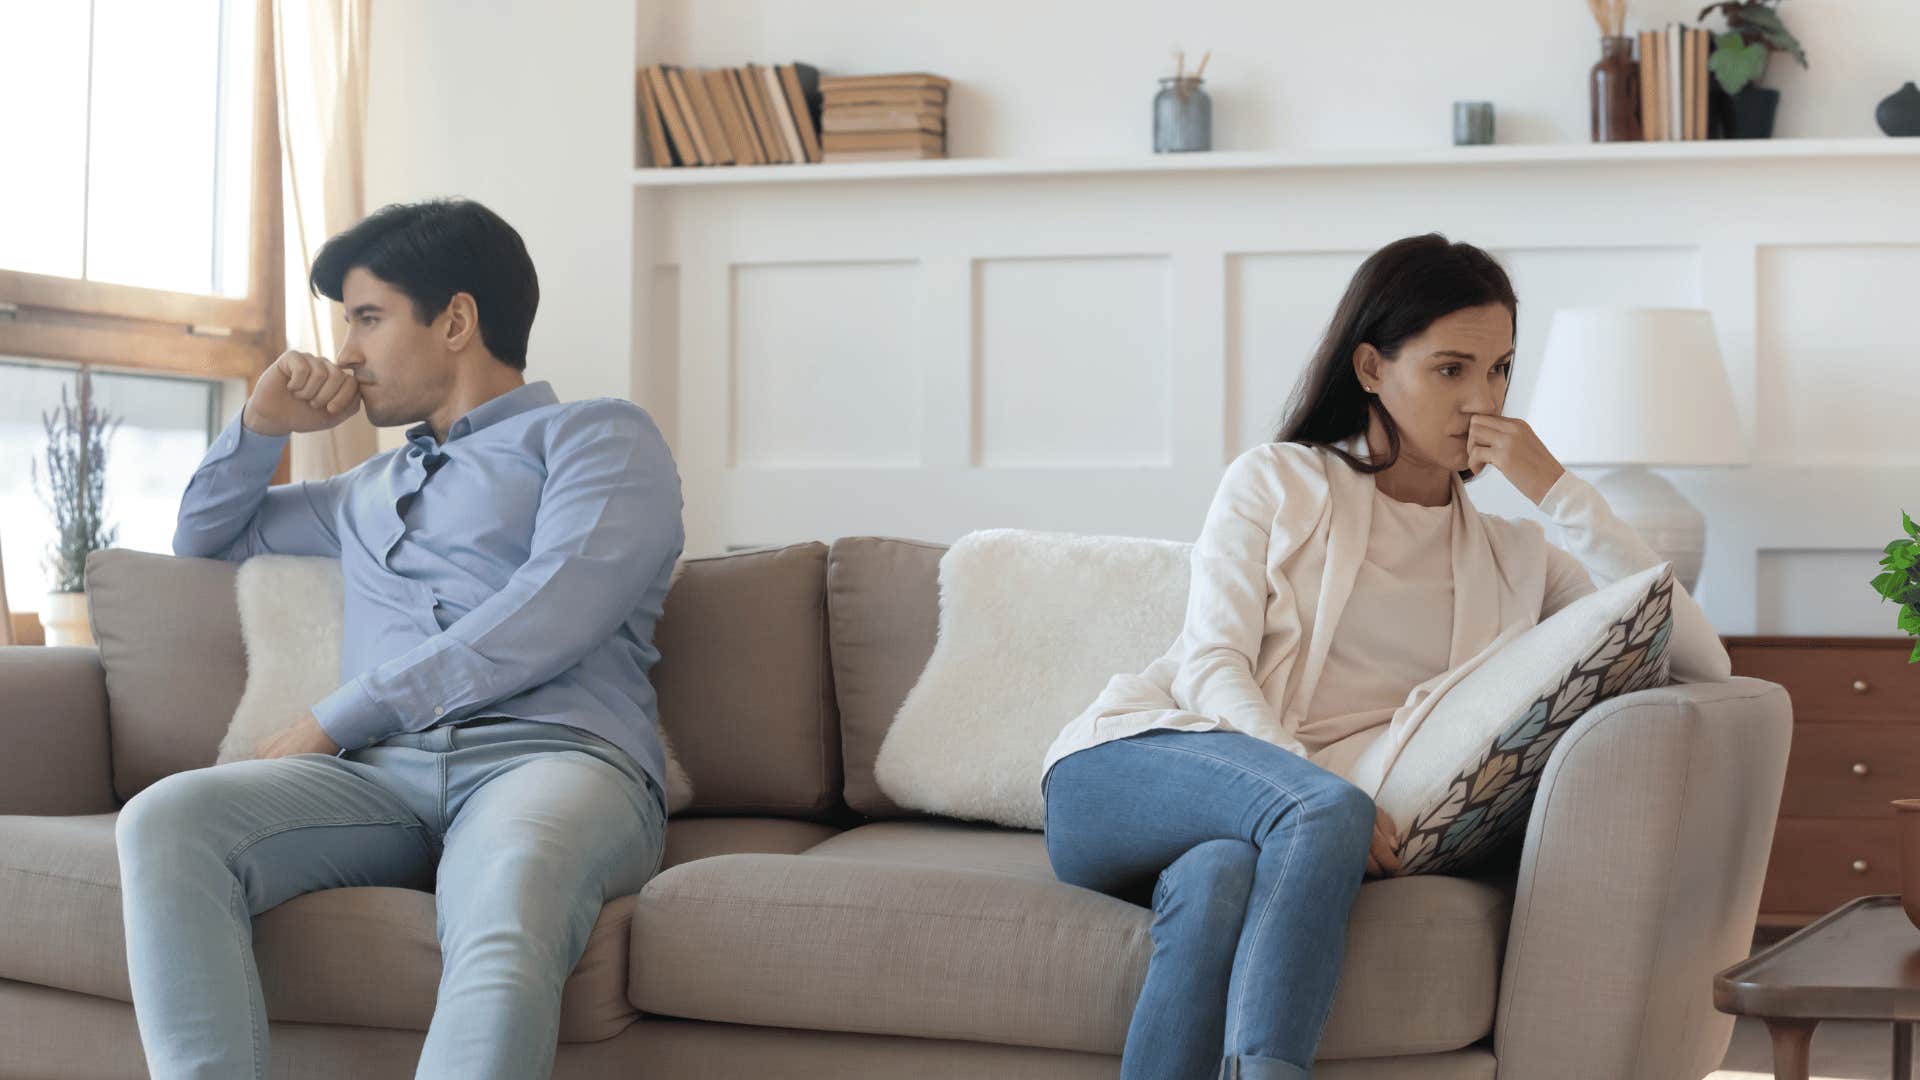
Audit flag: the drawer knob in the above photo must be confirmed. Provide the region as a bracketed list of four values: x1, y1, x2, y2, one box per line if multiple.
[1853, 679, 1870, 693]
[1853, 762, 1871, 777]
[1853, 860, 1870, 874]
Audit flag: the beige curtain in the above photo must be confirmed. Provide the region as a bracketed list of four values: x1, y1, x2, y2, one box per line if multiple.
[274, 0, 377, 481]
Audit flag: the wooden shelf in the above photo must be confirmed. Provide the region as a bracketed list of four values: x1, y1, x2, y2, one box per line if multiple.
[632, 136, 1920, 188]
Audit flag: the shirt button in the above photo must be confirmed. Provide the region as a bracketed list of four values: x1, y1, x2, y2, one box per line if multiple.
[432, 706, 445, 717]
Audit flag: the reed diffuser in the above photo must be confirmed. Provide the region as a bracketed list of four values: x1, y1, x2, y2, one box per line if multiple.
[1586, 0, 1642, 141]
[1154, 48, 1211, 153]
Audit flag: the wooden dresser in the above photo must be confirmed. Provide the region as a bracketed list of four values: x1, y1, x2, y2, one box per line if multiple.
[1726, 636, 1920, 930]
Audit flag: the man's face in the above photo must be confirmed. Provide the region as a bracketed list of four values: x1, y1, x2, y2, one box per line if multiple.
[335, 266, 457, 428]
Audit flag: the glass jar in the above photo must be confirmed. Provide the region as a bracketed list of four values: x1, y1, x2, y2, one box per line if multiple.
[1590, 35, 1642, 142]
[1153, 77, 1211, 153]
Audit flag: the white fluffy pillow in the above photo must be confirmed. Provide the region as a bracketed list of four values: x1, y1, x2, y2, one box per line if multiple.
[873, 529, 1192, 830]
[224, 554, 695, 815]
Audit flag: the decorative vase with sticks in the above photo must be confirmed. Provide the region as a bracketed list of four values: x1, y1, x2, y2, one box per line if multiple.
[1587, 0, 1642, 141]
[1154, 49, 1211, 153]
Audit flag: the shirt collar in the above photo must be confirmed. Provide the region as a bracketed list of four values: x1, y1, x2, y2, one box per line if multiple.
[406, 381, 558, 446]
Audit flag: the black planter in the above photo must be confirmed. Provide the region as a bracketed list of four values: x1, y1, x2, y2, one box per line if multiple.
[1877, 81, 1920, 137]
[1725, 85, 1779, 139]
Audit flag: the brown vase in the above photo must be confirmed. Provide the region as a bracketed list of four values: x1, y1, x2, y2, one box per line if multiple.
[1590, 35, 1643, 142]
[1897, 799, 1920, 930]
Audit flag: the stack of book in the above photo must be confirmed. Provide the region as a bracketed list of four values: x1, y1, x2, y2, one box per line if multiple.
[818, 74, 951, 162]
[637, 62, 823, 167]
[1637, 25, 1713, 140]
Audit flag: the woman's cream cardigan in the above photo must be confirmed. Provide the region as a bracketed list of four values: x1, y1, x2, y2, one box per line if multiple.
[1040, 435, 1733, 795]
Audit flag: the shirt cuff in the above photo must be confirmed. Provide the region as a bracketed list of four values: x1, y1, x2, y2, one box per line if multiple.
[218, 413, 290, 472]
[311, 676, 402, 751]
[1536, 469, 1594, 520]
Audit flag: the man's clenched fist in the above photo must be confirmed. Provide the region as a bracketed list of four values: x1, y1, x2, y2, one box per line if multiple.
[243, 350, 363, 437]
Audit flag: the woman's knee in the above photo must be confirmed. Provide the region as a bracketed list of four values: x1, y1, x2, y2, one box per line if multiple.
[1158, 838, 1259, 909]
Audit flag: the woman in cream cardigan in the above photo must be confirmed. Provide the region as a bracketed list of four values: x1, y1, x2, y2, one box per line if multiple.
[1040, 234, 1731, 1080]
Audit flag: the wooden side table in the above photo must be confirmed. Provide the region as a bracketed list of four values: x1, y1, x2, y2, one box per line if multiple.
[1725, 636, 1920, 931]
[1715, 895, 1920, 1079]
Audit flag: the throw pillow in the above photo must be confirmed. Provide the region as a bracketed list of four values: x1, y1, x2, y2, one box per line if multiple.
[872, 529, 1192, 830]
[1377, 561, 1676, 876]
[223, 555, 695, 814]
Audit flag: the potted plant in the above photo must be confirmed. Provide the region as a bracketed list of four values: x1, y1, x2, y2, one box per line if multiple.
[1872, 511, 1920, 663]
[32, 368, 119, 647]
[1698, 0, 1808, 138]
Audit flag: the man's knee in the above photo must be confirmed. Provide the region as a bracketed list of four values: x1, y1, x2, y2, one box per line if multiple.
[116, 770, 223, 857]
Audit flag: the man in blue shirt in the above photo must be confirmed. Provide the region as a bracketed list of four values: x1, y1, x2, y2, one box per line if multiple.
[115, 198, 682, 1080]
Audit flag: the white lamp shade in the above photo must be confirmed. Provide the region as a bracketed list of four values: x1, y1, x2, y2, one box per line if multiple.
[1526, 307, 1750, 467]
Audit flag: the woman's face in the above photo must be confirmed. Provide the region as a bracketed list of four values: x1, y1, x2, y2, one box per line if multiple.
[1352, 303, 1514, 473]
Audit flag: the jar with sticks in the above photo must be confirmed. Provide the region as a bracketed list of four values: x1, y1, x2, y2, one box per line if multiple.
[1587, 0, 1642, 141]
[1154, 49, 1211, 152]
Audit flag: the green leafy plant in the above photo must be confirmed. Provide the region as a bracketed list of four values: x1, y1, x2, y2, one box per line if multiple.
[31, 368, 120, 594]
[1698, 0, 1809, 95]
[1872, 511, 1920, 663]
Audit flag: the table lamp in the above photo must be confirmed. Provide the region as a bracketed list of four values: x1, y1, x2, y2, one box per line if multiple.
[1525, 307, 1750, 595]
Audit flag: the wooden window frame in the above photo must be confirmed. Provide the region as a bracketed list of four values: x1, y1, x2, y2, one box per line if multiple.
[0, 0, 285, 476]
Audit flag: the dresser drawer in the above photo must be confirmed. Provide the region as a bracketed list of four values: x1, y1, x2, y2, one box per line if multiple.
[1728, 644, 1919, 724]
[1779, 722, 1920, 818]
[1760, 817, 1902, 917]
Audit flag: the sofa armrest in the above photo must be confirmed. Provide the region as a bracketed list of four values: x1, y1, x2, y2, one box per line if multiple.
[0, 647, 118, 815]
[1493, 676, 1791, 1080]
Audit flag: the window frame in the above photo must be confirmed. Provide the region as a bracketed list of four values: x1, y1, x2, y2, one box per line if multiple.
[0, 0, 283, 399]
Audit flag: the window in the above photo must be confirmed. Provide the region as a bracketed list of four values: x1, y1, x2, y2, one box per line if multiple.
[1, 358, 236, 608]
[0, 0, 280, 613]
[0, 0, 260, 295]
[0, 0, 279, 389]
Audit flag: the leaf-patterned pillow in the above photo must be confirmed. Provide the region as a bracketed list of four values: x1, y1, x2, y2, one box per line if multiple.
[1384, 563, 1676, 876]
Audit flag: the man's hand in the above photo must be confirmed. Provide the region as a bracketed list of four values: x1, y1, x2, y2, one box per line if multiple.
[242, 350, 363, 438]
[256, 713, 341, 759]
[1365, 805, 1402, 878]
[1466, 413, 1567, 506]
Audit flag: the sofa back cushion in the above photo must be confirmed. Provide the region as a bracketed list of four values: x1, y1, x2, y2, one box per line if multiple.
[86, 543, 842, 817]
[825, 538, 946, 818]
[87, 550, 244, 801]
[651, 542, 842, 817]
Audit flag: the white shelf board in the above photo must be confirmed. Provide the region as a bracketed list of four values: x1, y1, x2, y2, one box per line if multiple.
[631, 137, 1920, 188]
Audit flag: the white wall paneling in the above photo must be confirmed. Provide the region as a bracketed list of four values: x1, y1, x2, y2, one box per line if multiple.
[639, 141, 1920, 636]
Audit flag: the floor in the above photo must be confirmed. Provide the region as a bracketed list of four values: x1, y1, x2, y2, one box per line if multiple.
[1711, 1017, 1904, 1079]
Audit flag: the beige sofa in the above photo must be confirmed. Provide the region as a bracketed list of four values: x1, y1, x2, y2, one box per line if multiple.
[0, 540, 1792, 1079]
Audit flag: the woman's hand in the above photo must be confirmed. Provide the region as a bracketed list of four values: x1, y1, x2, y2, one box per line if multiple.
[1365, 805, 1401, 878]
[1465, 414, 1567, 507]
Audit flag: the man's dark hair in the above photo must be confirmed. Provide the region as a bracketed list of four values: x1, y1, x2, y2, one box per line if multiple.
[310, 198, 539, 370]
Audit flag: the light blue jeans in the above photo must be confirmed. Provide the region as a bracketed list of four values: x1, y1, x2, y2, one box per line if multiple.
[115, 717, 668, 1080]
[1043, 730, 1376, 1080]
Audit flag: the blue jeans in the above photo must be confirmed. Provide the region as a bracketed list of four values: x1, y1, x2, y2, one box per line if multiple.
[1043, 730, 1376, 1080]
[115, 718, 668, 1080]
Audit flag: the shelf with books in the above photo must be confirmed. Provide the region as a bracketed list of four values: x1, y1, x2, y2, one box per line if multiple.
[630, 136, 1920, 188]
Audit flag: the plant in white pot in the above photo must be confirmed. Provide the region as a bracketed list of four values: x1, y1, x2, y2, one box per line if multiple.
[32, 368, 119, 647]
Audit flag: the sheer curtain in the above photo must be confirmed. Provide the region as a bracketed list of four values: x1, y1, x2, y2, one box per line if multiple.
[274, 0, 376, 481]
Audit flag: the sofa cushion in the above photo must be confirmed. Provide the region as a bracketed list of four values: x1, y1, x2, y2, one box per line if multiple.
[825, 538, 946, 817]
[88, 542, 843, 818]
[633, 821, 1510, 1058]
[86, 550, 246, 801]
[653, 542, 843, 817]
[0, 812, 836, 1039]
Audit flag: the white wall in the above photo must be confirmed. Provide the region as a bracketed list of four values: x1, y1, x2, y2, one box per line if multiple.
[648, 0, 1919, 156]
[363, 0, 641, 450]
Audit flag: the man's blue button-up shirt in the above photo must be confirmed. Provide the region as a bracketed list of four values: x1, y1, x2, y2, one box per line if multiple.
[173, 381, 683, 799]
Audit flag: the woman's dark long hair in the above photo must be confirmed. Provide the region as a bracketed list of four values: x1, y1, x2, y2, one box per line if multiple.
[1273, 234, 1518, 482]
